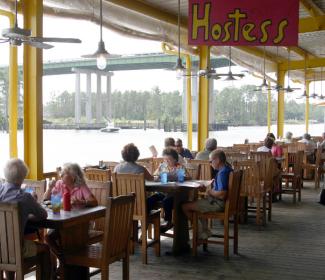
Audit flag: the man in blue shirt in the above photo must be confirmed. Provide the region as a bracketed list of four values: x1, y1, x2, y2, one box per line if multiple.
[182, 150, 233, 239]
[175, 139, 194, 159]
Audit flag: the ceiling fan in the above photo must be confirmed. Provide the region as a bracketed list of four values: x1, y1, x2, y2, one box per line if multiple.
[296, 56, 308, 99]
[0, 0, 81, 49]
[82, 0, 119, 70]
[318, 67, 325, 100]
[282, 49, 301, 93]
[253, 46, 272, 93]
[214, 47, 244, 81]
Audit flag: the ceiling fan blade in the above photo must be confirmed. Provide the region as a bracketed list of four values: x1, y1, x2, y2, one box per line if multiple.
[0, 38, 9, 43]
[23, 40, 54, 49]
[31, 37, 81, 44]
[82, 53, 120, 59]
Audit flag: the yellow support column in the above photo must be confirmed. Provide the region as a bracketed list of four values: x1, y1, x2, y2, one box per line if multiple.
[23, 0, 43, 179]
[185, 56, 193, 150]
[277, 69, 286, 139]
[0, 10, 18, 158]
[267, 82, 272, 133]
[197, 46, 209, 151]
[305, 81, 310, 133]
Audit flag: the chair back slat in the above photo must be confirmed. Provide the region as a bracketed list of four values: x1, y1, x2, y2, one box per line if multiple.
[233, 144, 250, 154]
[185, 164, 201, 180]
[102, 194, 135, 263]
[112, 173, 146, 220]
[152, 158, 164, 173]
[189, 160, 213, 180]
[225, 170, 242, 215]
[263, 158, 279, 192]
[22, 179, 46, 203]
[293, 151, 304, 176]
[86, 180, 111, 231]
[85, 168, 111, 182]
[0, 202, 23, 272]
[225, 152, 249, 165]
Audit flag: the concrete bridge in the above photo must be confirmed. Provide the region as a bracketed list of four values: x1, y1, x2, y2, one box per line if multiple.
[0, 53, 230, 126]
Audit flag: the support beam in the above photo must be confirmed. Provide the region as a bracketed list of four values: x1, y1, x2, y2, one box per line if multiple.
[267, 82, 272, 133]
[106, 75, 112, 119]
[299, 15, 325, 33]
[23, 0, 43, 179]
[86, 73, 92, 123]
[300, 0, 324, 30]
[306, 81, 310, 133]
[75, 72, 81, 123]
[277, 69, 286, 139]
[279, 57, 325, 71]
[96, 74, 102, 123]
[197, 46, 210, 151]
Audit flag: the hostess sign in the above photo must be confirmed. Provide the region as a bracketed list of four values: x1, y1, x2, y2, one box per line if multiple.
[188, 0, 299, 46]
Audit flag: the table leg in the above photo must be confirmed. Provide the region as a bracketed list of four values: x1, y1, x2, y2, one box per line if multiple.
[172, 192, 190, 255]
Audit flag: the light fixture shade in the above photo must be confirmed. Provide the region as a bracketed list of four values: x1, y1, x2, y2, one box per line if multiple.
[174, 57, 185, 80]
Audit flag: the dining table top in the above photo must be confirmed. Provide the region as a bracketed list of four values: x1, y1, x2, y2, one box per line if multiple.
[31, 205, 106, 229]
[145, 180, 211, 192]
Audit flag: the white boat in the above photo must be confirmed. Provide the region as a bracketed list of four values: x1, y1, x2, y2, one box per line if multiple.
[100, 121, 120, 133]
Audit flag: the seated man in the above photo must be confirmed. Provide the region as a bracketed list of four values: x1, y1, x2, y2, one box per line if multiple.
[299, 133, 316, 162]
[257, 137, 274, 153]
[195, 138, 217, 160]
[0, 159, 52, 280]
[175, 138, 193, 159]
[182, 150, 232, 239]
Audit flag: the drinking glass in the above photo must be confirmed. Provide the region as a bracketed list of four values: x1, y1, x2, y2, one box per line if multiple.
[160, 172, 168, 184]
[51, 194, 61, 214]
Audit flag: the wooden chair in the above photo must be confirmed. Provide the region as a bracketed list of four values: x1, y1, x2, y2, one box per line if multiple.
[281, 151, 304, 203]
[137, 158, 154, 174]
[233, 144, 250, 154]
[192, 170, 242, 258]
[65, 194, 135, 280]
[22, 179, 46, 203]
[87, 180, 112, 244]
[225, 152, 249, 165]
[111, 173, 160, 264]
[249, 151, 271, 162]
[85, 168, 111, 182]
[0, 202, 42, 280]
[101, 161, 119, 171]
[303, 147, 322, 189]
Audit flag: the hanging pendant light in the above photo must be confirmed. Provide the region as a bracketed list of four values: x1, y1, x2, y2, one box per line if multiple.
[254, 46, 269, 93]
[297, 56, 308, 99]
[219, 47, 244, 81]
[310, 72, 319, 99]
[273, 47, 284, 93]
[174, 0, 185, 80]
[82, 0, 111, 70]
[319, 68, 325, 100]
[283, 49, 300, 93]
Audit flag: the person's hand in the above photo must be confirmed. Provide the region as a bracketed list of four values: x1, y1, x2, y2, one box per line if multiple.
[49, 180, 56, 190]
[198, 185, 207, 192]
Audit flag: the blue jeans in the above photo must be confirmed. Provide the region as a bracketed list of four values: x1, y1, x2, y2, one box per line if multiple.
[147, 193, 173, 222]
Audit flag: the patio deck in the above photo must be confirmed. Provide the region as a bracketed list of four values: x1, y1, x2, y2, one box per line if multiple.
[27, 182, 325, 280]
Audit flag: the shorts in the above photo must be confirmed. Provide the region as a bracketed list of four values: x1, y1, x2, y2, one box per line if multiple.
[23, 240, 37, 258]
[196, 198, 225, 213]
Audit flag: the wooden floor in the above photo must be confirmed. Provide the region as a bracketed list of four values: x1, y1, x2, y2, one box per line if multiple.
[27, 182, 325, 280]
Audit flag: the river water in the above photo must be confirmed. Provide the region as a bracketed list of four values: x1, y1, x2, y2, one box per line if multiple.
[0, 123, 324, 173]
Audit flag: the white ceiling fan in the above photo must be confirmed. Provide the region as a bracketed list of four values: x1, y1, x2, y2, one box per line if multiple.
[0, 0, 81, 49]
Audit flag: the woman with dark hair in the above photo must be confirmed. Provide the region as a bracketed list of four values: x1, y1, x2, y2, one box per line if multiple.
[114, 143, 153, 180]
[182, 150, 233, 239]
[257, 137, 274, 153]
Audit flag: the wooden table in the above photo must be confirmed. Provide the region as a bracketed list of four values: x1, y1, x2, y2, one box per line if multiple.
[146, 180, 204, 255]
[29, 205, 106, 280]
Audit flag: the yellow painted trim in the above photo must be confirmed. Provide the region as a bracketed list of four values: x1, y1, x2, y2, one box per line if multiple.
[277, 69, 285, 138]
[279, 57, 325, 71]
[198, 46, 209, 151]
[161, 42, 193, 150]
[23, 0, 43, 179]
[305, 81, 310, 133]
[267, 82, 272, 133]
[299, 15, 325, 33]
[0, 9, 18, 158]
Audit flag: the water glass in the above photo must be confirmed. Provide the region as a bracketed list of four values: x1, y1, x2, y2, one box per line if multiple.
[160, 172, 168, 184]
[177, 169, 185, 183]
[51, 194, 61, 214]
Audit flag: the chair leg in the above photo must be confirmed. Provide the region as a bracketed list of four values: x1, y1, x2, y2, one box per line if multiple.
[130, 221, 137, 255]
[148, 224, 153, 240]
[268, 191, 272, 222]
[16, 271, 23, 280]
[192, 213, 198, 257]
[0, 271, 3, 280]
[123, 253, 129, 280]
[141, 221, 148, 264]
[233, 215, 238, 255]
[101, 266, 109, 280]
[153, 218, 160, 257]
[224, 219, 229, 260]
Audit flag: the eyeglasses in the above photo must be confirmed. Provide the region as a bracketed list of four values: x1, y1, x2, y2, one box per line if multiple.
[209, 159, 215, 164]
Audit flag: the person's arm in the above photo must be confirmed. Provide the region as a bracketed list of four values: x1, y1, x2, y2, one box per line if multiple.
[43, 180, 56, 201]
[207, 170, 231, 200]
[25, 194, 48, 221]
[72, 185, 98, 207]
[143, 168, 154, 181]
[207, 189, 227, 200]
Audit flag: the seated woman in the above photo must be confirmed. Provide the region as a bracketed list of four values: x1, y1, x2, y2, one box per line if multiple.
[114, 143, 153, 180]
[152, 148, 190, 232]
[43, 163, 98, 258]
[182, 150, 232, 239]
